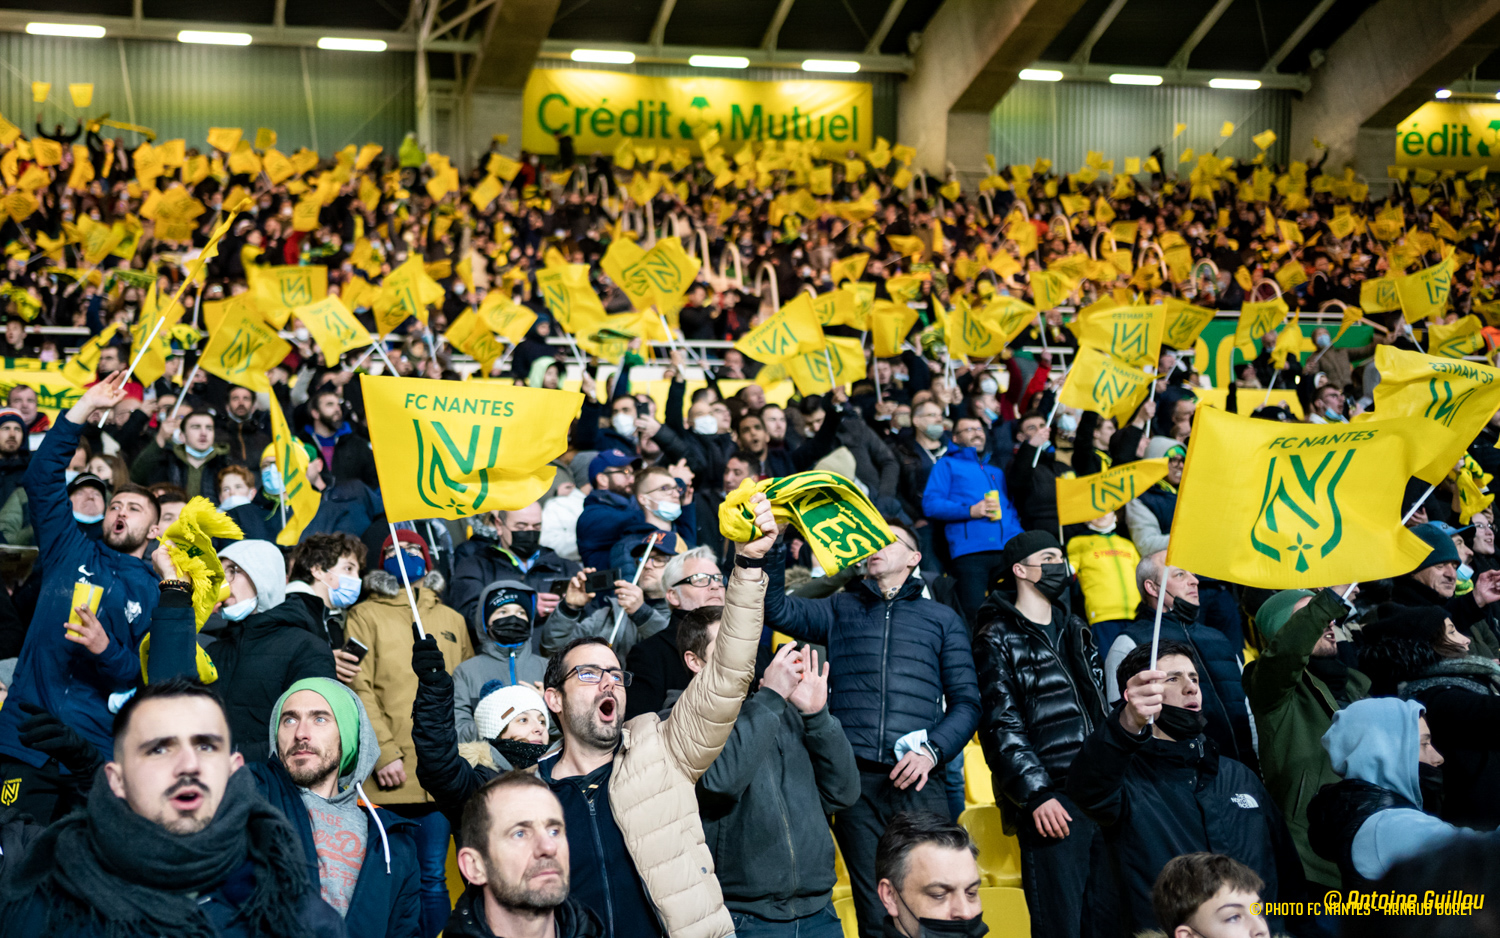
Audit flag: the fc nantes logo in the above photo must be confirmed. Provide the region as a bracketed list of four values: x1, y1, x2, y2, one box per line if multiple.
[1250, 450, 1355, 572]
[1, 777, 18, 806]
[414, 420, 505, 513]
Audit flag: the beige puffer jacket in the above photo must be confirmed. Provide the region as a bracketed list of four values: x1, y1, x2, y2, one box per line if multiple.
[609, 564, 765, 938]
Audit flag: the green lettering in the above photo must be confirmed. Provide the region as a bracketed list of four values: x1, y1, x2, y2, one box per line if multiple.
[590, 107, 615, 136]
[1402, 131, 1423, 156]
[538, 92, 570, 135]
[731, 103, 764, 140]
[829, 114, 848, 142]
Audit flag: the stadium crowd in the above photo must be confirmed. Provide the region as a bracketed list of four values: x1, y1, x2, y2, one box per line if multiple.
[0, 119, 1491, 938]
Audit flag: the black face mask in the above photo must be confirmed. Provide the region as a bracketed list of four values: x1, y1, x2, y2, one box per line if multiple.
[1171, 597, 1200, 624]
[1419, 762, 1444, 816]
[508, 530, 541, 558]
[493, 737, 550, 770]
[1033, 563, 1070, 601]
[488, 614, 531, 646]
[1154, 703, 1207, 740]
[894, 887, 990, 938]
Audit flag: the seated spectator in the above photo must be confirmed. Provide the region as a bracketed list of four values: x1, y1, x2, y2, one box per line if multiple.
[450, 498, 577, 635]
[130, 410, 234, 501]
[0, 677, 344, 937]
[624, 545, 727, 720]
[455, 580, 547, 742]
[1151, 853, 1271, 938]
[67, 471, 109, 540]
[542, 535, 672, 660]
[874, 813, 984, 937]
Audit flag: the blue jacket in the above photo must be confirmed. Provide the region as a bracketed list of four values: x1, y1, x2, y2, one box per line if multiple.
[249, 758, 420, 938]
[0, 415, 160, 766]
[577, 489, 695, 571]
[921, 446, 1023, 558]
[762, 543, 981, 764]
[300, 480, 384, 542]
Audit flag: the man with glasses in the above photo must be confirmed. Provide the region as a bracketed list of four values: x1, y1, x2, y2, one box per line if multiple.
[624, 545, 730, 719]
[414, 492, 779, 938]
[577, 449, 642, 569]
[542, 535, 674, 660]
[762, 519, 980, 938]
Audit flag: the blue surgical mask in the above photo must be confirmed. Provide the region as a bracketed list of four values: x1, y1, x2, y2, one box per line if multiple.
[73, 511, 103, 525]
[64, 469, 79, 484]
[330, 574, 362, 609]
[261, 466, 284, 495]
[220, 494, 253, 512]
[922, 422, 945, 441]
[184, 443, 215, 460]
[983, 408, 999, 423]
[652, 500, 682, 522]
[221, 597, 257, 621]
[385, 554, 426, 579]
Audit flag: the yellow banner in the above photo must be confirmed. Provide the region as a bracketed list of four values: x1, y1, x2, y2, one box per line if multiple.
[0, 363, 81, 419]
[1056, 458, 1170, 527]
[1069, 304, 1165, 369]
[1372, 346, 1500, 471]
[1057, 346, 1154, 423]
[1395, 102, 1500, 170]
[523, 68, 874, 155]
[269, 394, 320, 546]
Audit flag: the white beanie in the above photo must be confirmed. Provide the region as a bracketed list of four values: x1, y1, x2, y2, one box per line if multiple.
[475, 682, 550, 742]
[220, 540, 288, 613]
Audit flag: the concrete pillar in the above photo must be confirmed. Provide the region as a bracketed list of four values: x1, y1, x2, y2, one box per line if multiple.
[1289, 0, 1500, 169]
[898, 0, 1088, 180]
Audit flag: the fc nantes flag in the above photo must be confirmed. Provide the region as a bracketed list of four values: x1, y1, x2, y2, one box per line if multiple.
[1371, 346, 1500, 472]
[786, 335, 864, 395]
[1057, 347, 1154, 422]
[269, 394, 320, 547]
[294, 296, 369, 366]
[1234, 297, 1288, 357]
[1167, 406, 1455, 589]
[734, 294, 826, 364]
[251, 265, 328, 328]
[1056, 459, 1170, 526]
[1394, 254, 1454, 323]
[361, 375, 584, 522]
[719, 471, 892, 574]
[1069, 304, 1165, 369]
[199, 307, 292, 393]
[1161, 298, 1216, 350]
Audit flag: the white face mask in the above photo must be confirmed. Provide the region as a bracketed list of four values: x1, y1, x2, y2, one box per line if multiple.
[1057, 413, 1078, 433]
[293, 326, 311, 343]
[220, 494, 254, 512]
[612, 413, 637, 438]
[221, 597, 257, 621]
[693, 414, 719, 436]
[979, 377, 998, 395]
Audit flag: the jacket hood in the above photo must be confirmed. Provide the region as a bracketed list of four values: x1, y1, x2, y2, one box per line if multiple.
[268, 676, 382, 798]
[362, 568, 447, 599]
[472, 577, 538, 644]
[1321, 697, 1426, 807]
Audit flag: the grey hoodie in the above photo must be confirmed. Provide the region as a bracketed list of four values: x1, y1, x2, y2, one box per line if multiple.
[453, 578, 549, 742]
[269, 676, 387, 917]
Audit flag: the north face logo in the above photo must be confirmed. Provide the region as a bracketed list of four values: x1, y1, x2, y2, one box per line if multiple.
[1230, 793, 1259, 809]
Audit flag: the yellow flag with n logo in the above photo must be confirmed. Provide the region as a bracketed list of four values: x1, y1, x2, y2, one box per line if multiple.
[1058, 347, 1154, 422]
[1371, 346, 1500, 471]
[269, 394, 320, 546]
[870, 300, 918, 358]
[1429, 315, 1484, 360]
[1056, 458, 1170, 526]
[1069, 304, 1165, 369]
[478, 293, 537, 344]
[1360, 277, 1400, 313]
[951, 296, 1035, 358]
[62, 323, 121, 386]
[734, 294, 826, 364]
[600, 239, 652, 309]
[199, 306, 292, 392]
[294, 296, 369, 366]
[1167, 405, 1455, 588]
[619, 237, 700, 321]
[830, 253, 868, 285]
[786, 335, 865, 395]
[810, 289, 862, 330]
[374, 256, 443, 336]
[445, 310, 507, 374]
[1234, 297, 1289, 356]
[0, 364, 82, 419]
[251, 265, 328, 328]
[1395, 254, 1454, 323]
[537, 263, 608, 336]
[359, 375, 583, 522]
[1161, 298, 1216, 349]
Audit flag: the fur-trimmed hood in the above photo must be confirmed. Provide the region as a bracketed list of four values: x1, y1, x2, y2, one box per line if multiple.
[362, 568, 446, 598]
[1401, 653, 1500, 699]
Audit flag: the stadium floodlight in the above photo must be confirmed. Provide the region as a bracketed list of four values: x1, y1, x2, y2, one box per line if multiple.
[26, 22, 105, 38]
[1435, 89, 1452, 99]
[689, 55, 750, 69]
[1109, 73, 1162, 86]
[1018, 68, 1064, 81]
[571, 49, 635, 64]
[178, 30, 252, 45]
[318, 37, 387, 52]
[1209, 78, 1261, 90]
[802, 59, 859, 73]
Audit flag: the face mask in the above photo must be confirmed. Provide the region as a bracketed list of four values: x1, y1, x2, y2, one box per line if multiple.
[385, 554, 427, 579]
[1033, 563, 1069, 601]
[1315, 333, 1332, 349]
[492, 737, 550, 770]
[1458, 563, 1474, 581]
[1154, 703, 1208, 740]
[64, 469, 79, 484]
[329, 574, 361, 609]
[1057, 412, 1078, 434]
[894, 886, 990, 938]
[221, 597, 257, 621]
[1087, 518, 1117, 534]
[293, 326, 312, 343]
[508, 530, 541, 558]
[983, 408, 999, 423]
[219, 494, 253, 512]
[261, 466, 284, 495]
[653, 499, 682, 522]
[978, 377, 998, 395]
[73, 511, 103, 525]
[1172, 597, 1200, 624]
[185, 443, 214, 460]
[693, 414, 719, 436]
[1419, 761, 1444, 814]
[922, 422, 945, 441]
[488, 614, 531, 646]
[612, 413, 637, 438]
[39, 349, 56, 362]
[894, 413, 912, 428]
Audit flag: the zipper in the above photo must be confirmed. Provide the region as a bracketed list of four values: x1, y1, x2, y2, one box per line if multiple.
[585, 787, 616, 938]
[771, 736, 798, 888]
[1028, 616, 1092, 734]
[877, 601, 893, 750]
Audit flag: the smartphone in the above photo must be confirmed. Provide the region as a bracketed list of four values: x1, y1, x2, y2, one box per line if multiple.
[549, 578, 573, 595]
[585, 568, 620, 592]
[344, 638, 370, 663]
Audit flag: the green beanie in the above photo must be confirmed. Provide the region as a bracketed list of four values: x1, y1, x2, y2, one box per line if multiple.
[277, 677, 360, 774]
[1255, 589, 1317, 645]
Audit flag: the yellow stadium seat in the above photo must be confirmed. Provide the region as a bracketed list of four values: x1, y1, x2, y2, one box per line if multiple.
[834, 896, 859, 938]
[979, 886, 1030, 936]
[958, 804, 1022, 888]
[833, 832, 852, 902]
[963, 739, 993, 807]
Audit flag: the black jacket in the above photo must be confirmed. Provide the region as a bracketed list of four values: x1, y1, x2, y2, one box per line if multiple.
[685, 687, 860, 920]
[205, 598, 339, 763]
[1397, 655, 1500, 829]
[300, 422, 381, 490]
[973, 591, 1107, 832]
[412, 659, 495, 829]
[1306, 778, 1416, 891]
[216, 409, 273, 471]
[1067, 712, 1304, 936]
[450, 543, 580, 640]
[1006, 441, 1066, 534]
[445, 888, 603, 938]
[0, 447, 29, 511]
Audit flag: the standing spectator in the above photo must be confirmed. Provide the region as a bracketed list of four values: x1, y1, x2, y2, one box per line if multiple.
[216, 384, 272, 471]
[301, 386, 380, 489]
[763, 521, 980, 938]
[734, 406, 840, 479]
[1007, 410, 1065, 534]
[130, 410, 235, 501]
[1123, 437, 1183, 556]
[873, 813, 985, 936]
[285, 532, 367, 669]
[542, 537, 672, 660]
[624, 545, 728, 720]
[0, 409, 29, 508]
[575, 449, 642, 569]
[450, 499, 577, 635]
[454, 579, 549, 742]
[1064, 512, 1141, 654]
[973, 530, 1107, 938]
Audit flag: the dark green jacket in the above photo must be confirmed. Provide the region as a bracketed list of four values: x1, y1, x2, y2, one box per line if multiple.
[1242, 588, 1370, 891]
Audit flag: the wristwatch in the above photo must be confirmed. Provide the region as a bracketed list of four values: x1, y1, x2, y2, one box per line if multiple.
[159, 579, 192, 593]
[734, 553, 768, 569]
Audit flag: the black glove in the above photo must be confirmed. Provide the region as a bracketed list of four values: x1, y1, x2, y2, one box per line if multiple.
[18, 702, 103, 778]
[412, 635, 447, 686]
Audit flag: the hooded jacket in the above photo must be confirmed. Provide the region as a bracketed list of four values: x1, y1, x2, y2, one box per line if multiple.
[454, 578, 549, 743]
[541, 590, 670, 662]
[347, 570, 474, 805]
[921, 445, 1024, 559]
[1307, 697, 1471, 886]
[249, 677, 421, 938]
[1399, 654, 1500, 829]
[450, 540, 580, 630]
[299, 420, 381, 490]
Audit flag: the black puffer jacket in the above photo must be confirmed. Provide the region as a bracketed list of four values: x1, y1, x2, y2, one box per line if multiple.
[1307, 778, 1416, 890]
[411, 655, 500, 829]
[447, 888, 602, 938]
[973, 591, 1107, 833]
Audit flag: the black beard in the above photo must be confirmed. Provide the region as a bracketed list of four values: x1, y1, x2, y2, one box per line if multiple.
[563, 694, 619, 751]
[104, 525, 148, 554]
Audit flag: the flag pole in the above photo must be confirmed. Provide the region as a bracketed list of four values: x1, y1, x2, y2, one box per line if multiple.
[1031, 396, 1062, 468]
[369, 340, 399, 375]
[609, 533, 657, 645]
[388, 519, 426, 639]
[1261, 369, 1278, 409]
[1401, 482, 1438, 525]
[1146, 561, 1169, 724]
[168, 359, 201, 422]
[99, 315, 168, 427]
[822, 346, 836, 391]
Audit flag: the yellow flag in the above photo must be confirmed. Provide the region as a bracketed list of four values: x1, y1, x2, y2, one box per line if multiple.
[478, 293, 538, 344]
[1394, 255, 1454, 323]
[207, 127, 242, 153]
[951, 296, 1035, 358]
[269, 394, 320, 547]
[62, 323, 120, 386]
[294, 296, 369, 366]
[1030, 270, 1072, 310]
[446, 310, 508, 375]
[1332, 304, 1364, 344]
[1372, 346, 1500, 471]
[252, 265, 328, 328]
[1428, 315, 1484, 360]
[31, 82, 48, 103]
[536, 263, 608, 336]
[1057, 459, 1170, 527]
[1234, 297, 1289, 356]
[1058, 346, 1154, 422]
[810, 289, 862, 330]
[67, 83, 93, 108]
[1069, 304, 1165, 369]
[830, 252, 869, 285]
[870, 300, 919, 358]
[1327, 214, 1356, 240]
[1162, 298, 1216, 349]
[199, 306, 292, 393]
[887, 234, 925, 257]
[785, 335, 865, 395]
[1166, 406, 1454, 588]
[620, 237, 701, 320]
[1269, 314, 1304, 369]
[1173, 123, 1187, 139]
[1274, 260, 1308, 293]
[360, 375, 583, 522]
[1252, 129, 1277, 150]
[735, 294, 827, 364]
[1359, 277, 1400, 313]
[373, 256, 442, 335]
[1454, 454, 1494, 526]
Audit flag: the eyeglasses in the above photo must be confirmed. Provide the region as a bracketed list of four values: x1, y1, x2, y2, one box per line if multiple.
[643, 482, 680, 498]
[1476, 522, 1494, 531]
[605, 468, 635, 478]
[223, 560, 244, 580]
[563, 665, 633, 686]
[670, 572, 727, 590]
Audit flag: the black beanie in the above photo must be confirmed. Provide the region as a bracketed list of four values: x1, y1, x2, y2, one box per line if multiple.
[1002, 530, 1064, 575]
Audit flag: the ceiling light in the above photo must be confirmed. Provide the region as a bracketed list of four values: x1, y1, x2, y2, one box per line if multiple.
[1018, 68, 1064, 81]
[318, 37, 386, 51]
[26, 22, 105, 38]
[689, 54, 749, 69]
[571, 48, 635, 64]
[178, 29, 252, 45]
[1209, 77, 1261, 90]
[1435, 88, 1452, 99]
[802, 59, 859, 73]
[1109, 73, 1162, 86]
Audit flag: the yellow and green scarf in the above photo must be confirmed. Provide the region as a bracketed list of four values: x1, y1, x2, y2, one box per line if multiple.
[719, 471, 893, 574]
